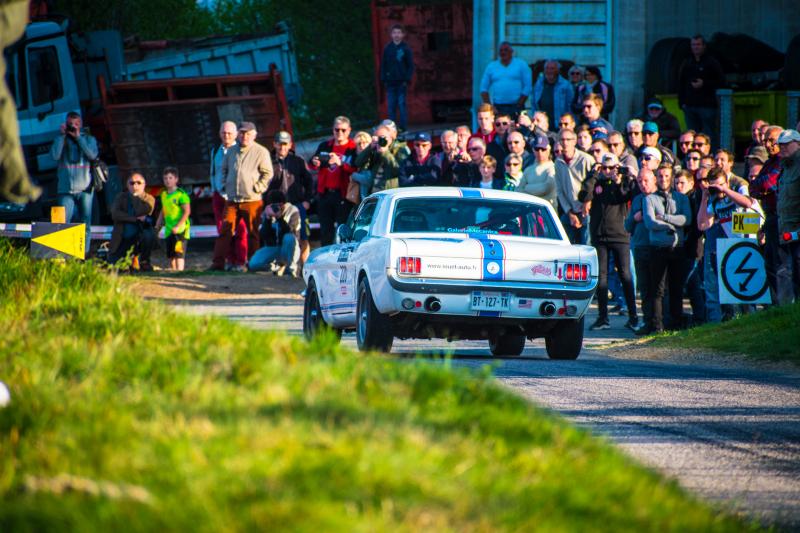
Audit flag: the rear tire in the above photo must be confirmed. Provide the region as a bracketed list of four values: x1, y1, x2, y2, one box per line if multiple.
[356, 277, 393, 352]
[489, 332, 526, 357]
[545, 317, 584, 360]
[303, 279, 340, 342]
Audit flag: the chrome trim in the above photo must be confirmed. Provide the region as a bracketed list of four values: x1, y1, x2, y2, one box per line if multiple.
[386, 272, 597, 299]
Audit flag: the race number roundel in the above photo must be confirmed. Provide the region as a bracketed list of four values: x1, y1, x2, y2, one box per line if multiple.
[486, 261, 500, 275]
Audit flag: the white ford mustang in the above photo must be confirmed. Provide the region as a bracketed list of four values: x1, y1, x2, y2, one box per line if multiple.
[303, 187, 598, 358]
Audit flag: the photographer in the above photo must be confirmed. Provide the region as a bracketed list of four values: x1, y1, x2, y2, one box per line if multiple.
[49, 111, 99, 247]
[249, 190, 301, 277]
[107, 172, 156, 270]
[399, 132, 442, 187]
[353, 124, 410, 192]
[578, 153, 639, 331]
[311, 116, 357, 246]
[697, 167, 757, 322]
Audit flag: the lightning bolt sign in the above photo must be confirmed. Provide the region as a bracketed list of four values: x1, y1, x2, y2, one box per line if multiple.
[734, 251, 757, 292]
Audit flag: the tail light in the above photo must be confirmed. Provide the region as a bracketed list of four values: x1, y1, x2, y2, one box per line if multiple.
[564, 263, 590, 281]
[398, 257, 422, 275]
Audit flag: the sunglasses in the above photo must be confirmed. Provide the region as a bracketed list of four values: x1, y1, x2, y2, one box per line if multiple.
[590, 148, 603, 153]
[582, 105, 593, 109]
[642, 155, 655, 161]
[644, 131, 657, 135]
[128, 180, 144, 185]
[693, 142, 707, 147]
[559, 121, 571, 126]
[602, 165, 618, 170]
[506, 162, 521, 167]
[609, 142, 622, 148]
[687, 156, 700, 161]
[333, 128, 349, 133]
[570, 72, 581, 76]
[534, 147, 549, 152]
[680, 141, 693, 145]
[628, 131, 642, 136]
[467, 146, 482, 152]
[495, 121, 509, 126]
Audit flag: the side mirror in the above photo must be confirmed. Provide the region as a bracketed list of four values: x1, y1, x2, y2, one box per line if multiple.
[336, 224, 353, 243]
[353, 228, 368, 242]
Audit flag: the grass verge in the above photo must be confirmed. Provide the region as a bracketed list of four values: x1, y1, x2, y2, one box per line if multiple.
[0, 240, 756, 531]
[651, 303, 800, 363]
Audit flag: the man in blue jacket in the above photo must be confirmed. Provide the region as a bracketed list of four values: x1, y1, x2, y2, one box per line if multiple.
[381, 25, 414, 131]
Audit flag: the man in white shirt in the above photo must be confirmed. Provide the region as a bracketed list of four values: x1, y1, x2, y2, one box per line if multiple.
[479, 42, 532, 117]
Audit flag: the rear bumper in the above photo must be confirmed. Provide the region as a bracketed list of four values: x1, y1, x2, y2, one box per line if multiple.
[387, 272, 597, 300]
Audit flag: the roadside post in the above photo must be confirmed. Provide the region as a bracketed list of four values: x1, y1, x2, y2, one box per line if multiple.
[29, 206, 86, 260]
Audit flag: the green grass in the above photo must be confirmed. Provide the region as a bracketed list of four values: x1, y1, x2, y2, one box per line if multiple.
[0, 240, 757, 531]
[652, 303, 800, 363]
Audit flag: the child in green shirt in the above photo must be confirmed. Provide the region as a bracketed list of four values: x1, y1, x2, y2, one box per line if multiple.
[155, 166, 191, 271]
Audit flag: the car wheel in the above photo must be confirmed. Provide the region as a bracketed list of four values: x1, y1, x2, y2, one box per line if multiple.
[356, 277, 393, 352]
[303, 279, 340, 342]
[545, 317, 585, 360]
[489, 332, 526, 357]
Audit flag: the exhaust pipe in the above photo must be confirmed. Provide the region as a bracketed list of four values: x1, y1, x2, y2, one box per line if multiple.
[540, 301, 556, 316]
[424, 297, 441, 312]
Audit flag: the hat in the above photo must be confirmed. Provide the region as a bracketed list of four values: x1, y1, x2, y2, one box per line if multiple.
[592, 131, 609, 141]
[414, 132, 431, 143]
[533, 135, 549, 150]
[647, 98, 664, 110]
[238, 121, 256, 133]
[274, 131, 292, 144]
[380, 119, 398, 132]
[746, 146, 769, 164]
[601, 153, 619, 167]
[589, 120, 609, 135]
[641, 146, 662, 162]
[643, 121, 659, 134]
[585, 66, 601, 78]
[777, 129, 800, 144]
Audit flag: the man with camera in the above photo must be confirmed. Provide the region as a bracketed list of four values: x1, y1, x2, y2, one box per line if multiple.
[311, 116, 357, 246]
[249, 190, 301, 277]
[210, 121, 273, 271]
[697, 167, 757, 321]
[49, 111, 99, 247]
[107, 172, 156, 270]
[578, 152, 639, 331]
[353, 124, 410, 193]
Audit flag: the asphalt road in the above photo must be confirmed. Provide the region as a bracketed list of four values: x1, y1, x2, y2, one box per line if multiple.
[176, 295, 800, 528]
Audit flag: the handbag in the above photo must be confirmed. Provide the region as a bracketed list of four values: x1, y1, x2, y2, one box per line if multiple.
[345, 179, 360, 204]
[90, 158, 109, 192]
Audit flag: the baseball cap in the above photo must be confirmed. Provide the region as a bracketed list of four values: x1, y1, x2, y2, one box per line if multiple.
[643, 121, 659, 134]
[647, 98, 664, 110]
[641, 146, 662, 162]
[601, 153, 619, 167]
[275, 131, 292, 144]
[414, 132, 432, 143]
[589, 120, 607, 132]
[777, 129, 800, 144]
[745, 146, 768, 164]
[238, 121, 256, 133]
[533, 135, 549, 149]
[592, 131, 609, 141]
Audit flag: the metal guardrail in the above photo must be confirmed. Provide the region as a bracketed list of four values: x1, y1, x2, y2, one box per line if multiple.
[0, 222, 320, 240]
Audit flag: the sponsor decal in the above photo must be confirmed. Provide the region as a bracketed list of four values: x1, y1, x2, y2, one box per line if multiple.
[486, 261, 500, 275]
[530, 264, 552, 277]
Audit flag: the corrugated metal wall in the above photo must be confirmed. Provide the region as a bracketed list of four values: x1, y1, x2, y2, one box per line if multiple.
[505, 0, 611, 72]
[645, 1, 800, 55]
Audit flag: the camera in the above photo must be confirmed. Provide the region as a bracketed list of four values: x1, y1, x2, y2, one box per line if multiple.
[378, 136, 389, 148]
[269, 203, 282, 214]
[318, 152, 331, 166]
[66, 125, 78, 134]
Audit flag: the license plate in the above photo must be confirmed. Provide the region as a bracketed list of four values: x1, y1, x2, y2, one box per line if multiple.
[470, 291, 511, 311]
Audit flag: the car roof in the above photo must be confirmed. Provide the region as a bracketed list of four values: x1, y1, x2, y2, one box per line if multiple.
[370, 187, 552, 207]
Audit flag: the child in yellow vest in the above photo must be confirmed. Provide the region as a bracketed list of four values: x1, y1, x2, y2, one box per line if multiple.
[155, 166, 191, 271]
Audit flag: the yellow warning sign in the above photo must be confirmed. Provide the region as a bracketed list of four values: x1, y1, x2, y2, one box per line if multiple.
[31, 223, 86, 260]
[732, 213, 761, 235]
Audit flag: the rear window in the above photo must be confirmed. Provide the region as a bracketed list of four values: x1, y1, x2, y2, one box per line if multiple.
[391, 197, 561, 239]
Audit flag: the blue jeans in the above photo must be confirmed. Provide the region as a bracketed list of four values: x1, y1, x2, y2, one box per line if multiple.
[57, 191, 94, 249]
[559, 212, 589, 245]
[703, 251, 722, 322]
[682, 105, 717, 147]
[684, 257, 706, 324]
[249, 234, 299, 273]
[386, 82, 408, 130]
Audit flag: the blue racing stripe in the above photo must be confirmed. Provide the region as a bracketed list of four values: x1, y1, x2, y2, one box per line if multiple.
[469, 235, 505, 282]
